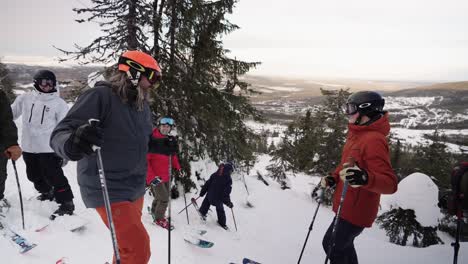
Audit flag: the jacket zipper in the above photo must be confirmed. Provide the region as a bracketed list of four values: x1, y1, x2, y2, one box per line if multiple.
[40, 106, 46, 124]
[28, 104, 35, 123]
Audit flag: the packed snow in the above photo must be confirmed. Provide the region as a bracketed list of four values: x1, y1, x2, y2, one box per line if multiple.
[1, 152, 466, 263]
[1, 117, 466, 263]
[380, 173, 441, 227]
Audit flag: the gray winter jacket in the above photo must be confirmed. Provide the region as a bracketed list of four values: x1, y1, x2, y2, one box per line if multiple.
[50, 81, 152, 208]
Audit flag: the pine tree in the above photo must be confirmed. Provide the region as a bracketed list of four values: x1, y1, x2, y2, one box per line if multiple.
[271, 88, 349, 174]
[0, 60, 16, 101]
[376, 207, 443, 247]
[413, 129, 455, 188]
[59, 0, 262, 190]
[57, 0, 151, 63]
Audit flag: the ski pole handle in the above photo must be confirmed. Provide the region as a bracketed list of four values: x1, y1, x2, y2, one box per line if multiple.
[88, 118, 101, 151]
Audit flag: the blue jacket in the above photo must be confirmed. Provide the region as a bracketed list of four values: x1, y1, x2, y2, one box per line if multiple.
[200, 164, 233, 205]
[50, 82, 152, 208]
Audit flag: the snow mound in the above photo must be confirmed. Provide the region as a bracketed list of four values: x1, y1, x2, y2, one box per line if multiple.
[381, 173, 440, 227]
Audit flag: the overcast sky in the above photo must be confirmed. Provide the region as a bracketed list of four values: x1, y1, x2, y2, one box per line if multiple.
[1, 0, 468, 81]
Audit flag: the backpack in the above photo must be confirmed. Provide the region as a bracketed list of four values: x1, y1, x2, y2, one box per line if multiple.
[448, 161, 468, 214]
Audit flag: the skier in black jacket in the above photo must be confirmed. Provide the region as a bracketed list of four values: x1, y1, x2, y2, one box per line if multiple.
[0, 90, 22, 212]
[199, 162, 234, 229]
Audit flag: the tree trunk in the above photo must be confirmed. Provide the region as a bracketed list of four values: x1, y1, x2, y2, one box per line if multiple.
[153, 0, 166, 59]
[127, 0, 138, 50]
[169, 0, 177, 71]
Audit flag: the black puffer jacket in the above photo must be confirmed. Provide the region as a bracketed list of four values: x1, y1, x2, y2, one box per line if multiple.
[200, 163, 233, 206]
[0, 90, 18, 151]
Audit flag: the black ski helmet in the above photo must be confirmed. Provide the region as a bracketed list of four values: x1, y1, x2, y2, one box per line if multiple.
[344, 91, 385, 117]
[33, 70, 57, 92]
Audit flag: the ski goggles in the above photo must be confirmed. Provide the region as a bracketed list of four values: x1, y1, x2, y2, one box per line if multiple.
[37, 79, 55, 87]
[144, 68, 162, 86]
[343, 102, 374, 115]
[342, 103, 358, 115]
[118, 57, 162, 87]
[159, 117, 175, 126]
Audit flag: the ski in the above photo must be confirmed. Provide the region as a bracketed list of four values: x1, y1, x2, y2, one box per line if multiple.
[183, 236, 214, 248]
[0, 222, 37, 253]
[243, 258, 261, 264]
[36, 214, 89, 233]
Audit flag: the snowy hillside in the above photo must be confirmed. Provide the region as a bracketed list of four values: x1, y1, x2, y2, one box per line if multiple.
[1, 149, 467, 263]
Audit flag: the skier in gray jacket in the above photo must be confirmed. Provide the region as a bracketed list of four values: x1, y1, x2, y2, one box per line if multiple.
[50, 50, 162, 264]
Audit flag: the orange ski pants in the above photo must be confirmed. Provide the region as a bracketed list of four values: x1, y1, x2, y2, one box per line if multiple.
[96, 196, 151, 264]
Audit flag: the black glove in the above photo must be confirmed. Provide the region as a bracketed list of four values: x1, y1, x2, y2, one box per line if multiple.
[166, 136, 178, 154]
[226, 201, 234, 208]
[65, 123, 104, 160]
[339, 165, 368, 187]
[199, 190, 206, 197]
[320, 175, 336, 189]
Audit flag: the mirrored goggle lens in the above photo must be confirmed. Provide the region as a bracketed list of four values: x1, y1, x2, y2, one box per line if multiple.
[159, 117, 174, 126]
[146, 69, 161, 85]
[343, 103, 358, 115]
[39, 79, 54, 87]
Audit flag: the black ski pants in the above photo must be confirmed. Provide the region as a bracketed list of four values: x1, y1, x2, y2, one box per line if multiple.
[22, 152, 73, 203]
[0, 155, 7, 199]
[322, 217, 364, 264]
[199, 196, 227, 226]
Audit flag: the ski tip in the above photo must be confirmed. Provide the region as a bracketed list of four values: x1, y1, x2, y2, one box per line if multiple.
[20, 243, 37, 254]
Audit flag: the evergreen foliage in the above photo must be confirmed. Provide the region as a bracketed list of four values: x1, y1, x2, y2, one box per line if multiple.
[268, 88, 350, 184]
[376, 207, 443, 247]
[58, 0, 262, 191]
[0, 60, 16, 101]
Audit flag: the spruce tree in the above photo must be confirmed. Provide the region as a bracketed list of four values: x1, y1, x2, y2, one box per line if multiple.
[413, 129, 455, 188]
[376, 207, 443, 247]
[0, 60, 16, 101]
[59, 0, 262, 190]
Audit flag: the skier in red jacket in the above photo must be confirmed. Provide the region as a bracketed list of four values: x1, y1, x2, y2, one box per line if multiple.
[320, 91, 398, 264]
[147, 117, 181, 229]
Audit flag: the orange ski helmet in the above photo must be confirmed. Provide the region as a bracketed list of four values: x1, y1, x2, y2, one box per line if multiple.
[118, 50, 162, 87]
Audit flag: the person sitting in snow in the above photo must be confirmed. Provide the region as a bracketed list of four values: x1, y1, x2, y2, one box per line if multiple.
[11, 70, 75, 217]
[319, 91, 398, 264]
[146, 116, 181, 229]
[199, 162, 234, 230]
[0, 89, 22, 213]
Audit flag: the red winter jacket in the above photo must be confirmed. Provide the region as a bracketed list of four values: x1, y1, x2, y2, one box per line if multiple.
[146, 129, 181, 185]
[331, 113, 398, 227]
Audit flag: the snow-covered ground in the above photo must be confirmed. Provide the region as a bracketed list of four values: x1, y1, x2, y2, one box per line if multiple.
[1, 150, 466, 263]
[1, 106, 467, 263]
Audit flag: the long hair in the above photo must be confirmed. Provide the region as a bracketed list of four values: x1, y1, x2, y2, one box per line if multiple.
[107, 71, 149, 111]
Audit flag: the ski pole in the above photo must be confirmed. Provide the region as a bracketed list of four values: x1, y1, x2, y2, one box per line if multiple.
[231, 207, 238, 232]
[297, 188, 324, 264]
[325, 180, 349, 264]
[177, 196, 200, 214]
[11, 160, 25, 230]
[168, 154, 172, 264]
[182, 182, 190, 225]
[89, 119, 121, 264]
[452, 206, 463, 264]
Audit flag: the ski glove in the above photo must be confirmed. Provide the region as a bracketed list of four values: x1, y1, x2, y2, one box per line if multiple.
[149, 177, 161, 187]
[65, 123, 104, 160]
[339, 165, 368, 187]
[320, 175, 336, 189]
[4, 145, 22, 161]
[225, 201, 234, 208]
[199, 190, 206, 197]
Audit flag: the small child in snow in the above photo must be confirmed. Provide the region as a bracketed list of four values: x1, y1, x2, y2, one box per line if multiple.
[199, 162, 234, 229]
